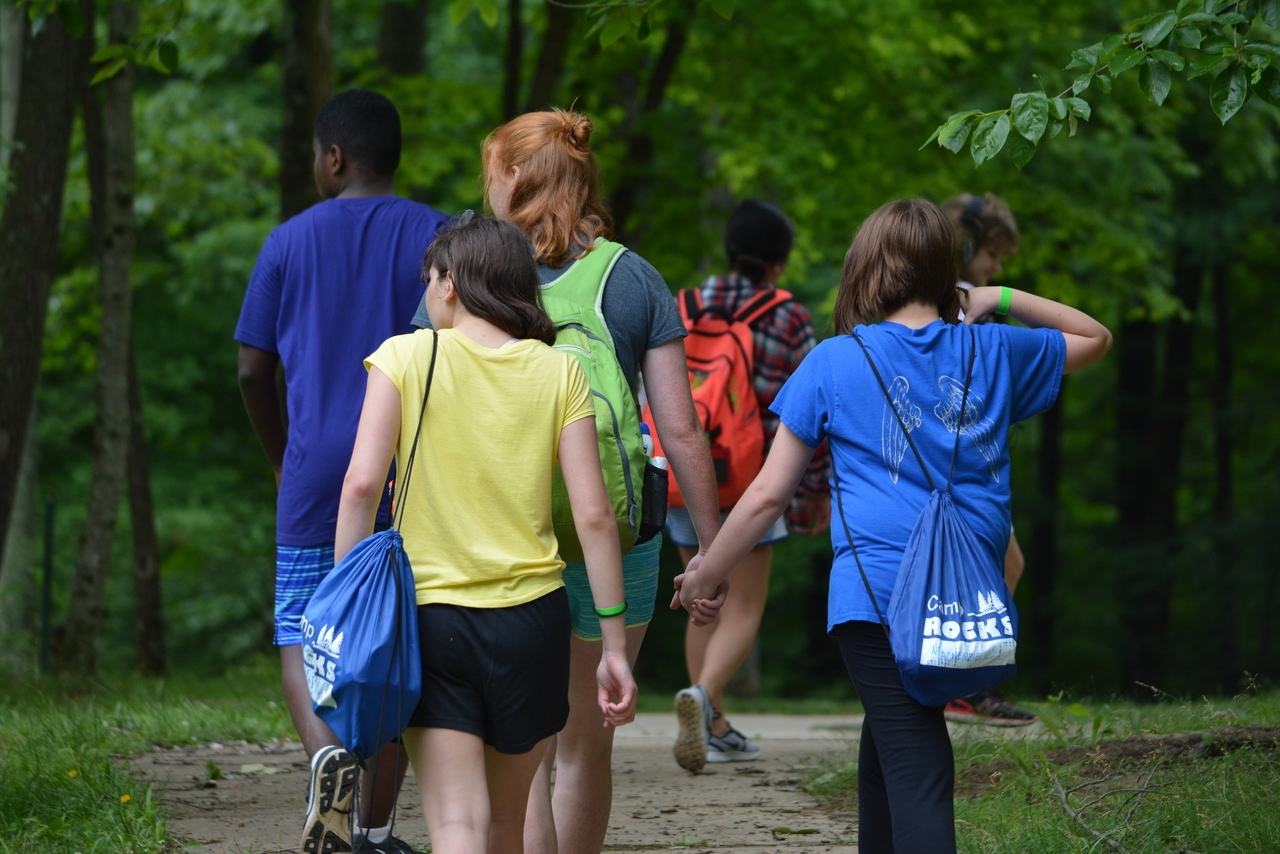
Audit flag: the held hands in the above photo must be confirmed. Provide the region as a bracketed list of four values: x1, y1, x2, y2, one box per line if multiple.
[596, 649, 638, 727]
[669, 552, 729, 627]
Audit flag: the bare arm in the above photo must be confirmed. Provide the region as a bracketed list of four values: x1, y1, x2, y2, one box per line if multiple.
[237, 344, 287, 487]
[334, 368, 401, 563]
[959, 287, 1113, 374]
[641, 339, 721, 550]
[559, 415, 637, 727]
[680, 425, 815, 607]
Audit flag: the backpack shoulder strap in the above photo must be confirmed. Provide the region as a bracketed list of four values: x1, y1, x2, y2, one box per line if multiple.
[852, 330, 938, 493]
[678, 288, 704, 326]
[734, 288, 794, 326]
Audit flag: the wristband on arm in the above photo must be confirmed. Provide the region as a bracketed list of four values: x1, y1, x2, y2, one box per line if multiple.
[595, 602, 628, 619]
[996, 286, 1013, 316]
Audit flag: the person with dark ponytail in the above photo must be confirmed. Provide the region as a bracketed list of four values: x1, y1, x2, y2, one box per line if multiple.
[668, 199, 832, 768]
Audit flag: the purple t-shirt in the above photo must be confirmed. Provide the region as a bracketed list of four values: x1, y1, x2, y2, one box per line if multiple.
[235, 195, 448, 546]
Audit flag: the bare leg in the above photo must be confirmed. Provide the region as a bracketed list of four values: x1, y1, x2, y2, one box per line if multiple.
[524, 735, 558, 854]
[405, 727, 550, 854]
[682, 546, 772, 736]
[281, 644, 406, 828]
[1003, 532, 1025, 594]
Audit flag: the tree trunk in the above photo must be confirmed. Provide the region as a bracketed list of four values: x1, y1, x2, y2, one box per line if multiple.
[1211, 264, 1235, 691]
[1115, 318, 1160, 694]
[280, 0, 333, 221]
[0, 3, 88, 561]
[127, 346, 165, 675]
[1031, 377, 1065, 682]
[0, 409, 37, 663]
[503, 0, 523, 120]
[608, 1, 695, 245]
[1152, 259, 1202, 538]
[0, 1, 22, 157]
[525, 1, 572, 112]
[379, 0, 427, 75]
[58, 0, 138, 676]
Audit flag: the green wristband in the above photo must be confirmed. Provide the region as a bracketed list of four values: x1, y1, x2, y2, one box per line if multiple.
[996, 286, 1013, 316]
[595, 602, 628, 619]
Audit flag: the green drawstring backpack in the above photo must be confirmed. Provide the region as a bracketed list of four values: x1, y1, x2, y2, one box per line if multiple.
[541, 239, 648, 563]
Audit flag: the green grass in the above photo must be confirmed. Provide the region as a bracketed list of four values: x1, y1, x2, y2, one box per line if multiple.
[0, 656, 294, 853]
[804, 691, 1280, 853]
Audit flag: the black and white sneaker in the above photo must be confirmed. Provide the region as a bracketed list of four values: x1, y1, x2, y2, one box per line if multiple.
[302, 745, 359, 853]
[353, 833, 426, 854]
[673, 685, 713, 772]
[706, 724, 760, 763]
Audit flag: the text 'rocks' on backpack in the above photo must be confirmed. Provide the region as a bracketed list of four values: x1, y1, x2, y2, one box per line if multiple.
[645, 284, 792, 509]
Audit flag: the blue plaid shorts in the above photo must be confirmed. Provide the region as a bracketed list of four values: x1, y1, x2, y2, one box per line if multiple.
[274, 543, 335, 646]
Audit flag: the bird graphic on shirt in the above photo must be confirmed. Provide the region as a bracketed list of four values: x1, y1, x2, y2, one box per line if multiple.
[881, 376, 923, 484]
[934, 376, 1001, 481]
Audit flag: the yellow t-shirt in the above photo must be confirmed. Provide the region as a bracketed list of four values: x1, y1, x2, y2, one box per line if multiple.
[365, 328, 595, 607]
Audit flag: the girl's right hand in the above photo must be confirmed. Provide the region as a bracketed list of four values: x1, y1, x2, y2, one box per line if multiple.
[596, 650, 637, 727]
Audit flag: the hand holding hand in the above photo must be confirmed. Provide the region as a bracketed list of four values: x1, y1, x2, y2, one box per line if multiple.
[596, 650, 637, 727]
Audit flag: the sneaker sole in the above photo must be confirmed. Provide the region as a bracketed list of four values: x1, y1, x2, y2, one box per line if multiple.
[705, 748, 761, 763]
[301, 748, 358, 854]
[944, 710, 1037, 727]
[673, 692, 707, 772]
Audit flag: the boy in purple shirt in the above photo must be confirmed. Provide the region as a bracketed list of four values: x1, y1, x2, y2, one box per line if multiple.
[236, 89, 446, 854]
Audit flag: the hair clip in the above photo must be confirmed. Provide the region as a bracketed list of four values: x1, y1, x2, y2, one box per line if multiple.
[458, 209, 476, 225]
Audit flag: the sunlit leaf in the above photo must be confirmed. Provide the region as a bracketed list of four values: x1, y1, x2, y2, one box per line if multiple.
[600, 12, 633, 47]
[1210, 63, 1248, 123]
[1141, 11, 1178, 48]
[1140, 57, 1172, 105]
[476, 0, 499, 27]
[448, 0, 474, 26]
[90, 56, 128, 86]
[970, 113, 1010, 166]
[1011, 91, 1048, 142]
[91, 43, 127, 63]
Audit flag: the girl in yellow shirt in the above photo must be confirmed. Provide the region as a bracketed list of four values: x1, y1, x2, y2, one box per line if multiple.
[334, 216, 637, 854]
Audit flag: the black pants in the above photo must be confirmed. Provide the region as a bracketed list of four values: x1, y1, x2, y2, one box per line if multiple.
[835, 621, 955, 854]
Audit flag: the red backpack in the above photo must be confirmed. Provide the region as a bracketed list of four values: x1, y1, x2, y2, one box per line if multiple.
[644, 285, 792, 509]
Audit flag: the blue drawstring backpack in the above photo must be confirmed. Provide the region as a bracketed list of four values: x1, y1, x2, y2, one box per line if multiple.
[302, 332, 438, 763]
[833, 328, 1017, 707]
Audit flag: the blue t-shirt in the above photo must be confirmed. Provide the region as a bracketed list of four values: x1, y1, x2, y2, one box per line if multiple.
[235, 195, 449, 546]
[770, 320, 1065, 632]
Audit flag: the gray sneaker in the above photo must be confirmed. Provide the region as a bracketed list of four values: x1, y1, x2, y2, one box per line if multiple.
[706, 724, 760, 763]
[301, 745, 359, 853]
[673, 685, 713, 772]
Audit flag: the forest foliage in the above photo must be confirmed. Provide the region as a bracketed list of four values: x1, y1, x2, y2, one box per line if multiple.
[3, 0, 1279, 698]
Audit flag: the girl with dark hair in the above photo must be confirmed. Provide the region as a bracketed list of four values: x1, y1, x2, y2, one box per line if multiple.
[335, 216, 637, 854]
[411, 110, 723, 854]
[677, 199, 1111, 853]
[668, 198, 831, 768]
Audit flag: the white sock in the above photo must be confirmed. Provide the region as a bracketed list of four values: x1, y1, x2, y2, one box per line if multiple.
[356, 823, 391, 843]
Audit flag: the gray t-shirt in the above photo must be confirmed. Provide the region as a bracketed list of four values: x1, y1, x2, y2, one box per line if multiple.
[411, 249, 686, 393]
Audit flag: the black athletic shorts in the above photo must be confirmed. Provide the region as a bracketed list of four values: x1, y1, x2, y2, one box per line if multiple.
[408, 586, 571, 754]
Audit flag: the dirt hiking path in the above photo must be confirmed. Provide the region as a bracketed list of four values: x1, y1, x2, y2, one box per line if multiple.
[135, 712, 1041, 853]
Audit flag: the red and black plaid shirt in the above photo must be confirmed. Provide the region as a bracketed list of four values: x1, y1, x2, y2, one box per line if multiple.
[697, 275, 831, 526]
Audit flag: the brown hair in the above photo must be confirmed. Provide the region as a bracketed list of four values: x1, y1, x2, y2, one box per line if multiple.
[482, 109, 612, 268]
[941, 192, 1020, 276]
[422, 216, 558, 346]
[831, 199, 960, 335]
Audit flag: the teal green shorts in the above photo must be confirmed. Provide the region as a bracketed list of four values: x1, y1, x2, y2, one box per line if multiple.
[562, 535, 662, 640]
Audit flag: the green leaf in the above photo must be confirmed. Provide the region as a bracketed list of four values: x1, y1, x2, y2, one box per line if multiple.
[1217, 12, 1248, 25]
[1140, 57, 1172, 104]
[1255, 66, 1280, 106]
[1096, 72, 1113, 93]
[1063, 97, 1091, 119]
[1175, 27, 1202, 49]
[1179, 12, 1219, 23]
[1210, 63, 1249, 123]
[1142, 11, 1179, 47]
[1109, 47, 1147, 75]
[1008, 132, 1037, 171]
[1065, 47, 1101, 71]
[158, 40, 180, 75]
[599, 12, 633, 47]
[928, 110, 980, 152]
[1264, 0, 1280, 29]
[1048, 118, 1065, 138]
[1011, 91, 1049, 142]
[476, 0, 498, 27]
[1187, 52, 1230, 79]
[708, 0, 735, 20]
[1176, 0, 1199, 13]
[1049, 97, 1068, 120]
[1152, 48, 1186, 70]
[1200, 36, 1232, 55]
[1101, 32, 1126, 55]
[448, 0, 474, 26]
[1069, 113, 1079, 136]
[91, 43, 128, 63]
[1067, 702, 1090, 717]
[1245, 42, 1280, 64]
[970, 113, 1010, 167]
[89, 56, 128, 86]
[1072, 72, 1092, 94]
[636, 12, 650, 41]
[56, 0, 84, 37]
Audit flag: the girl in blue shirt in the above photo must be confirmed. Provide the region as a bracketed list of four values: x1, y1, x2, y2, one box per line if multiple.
[673, 198, 1111, 853]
